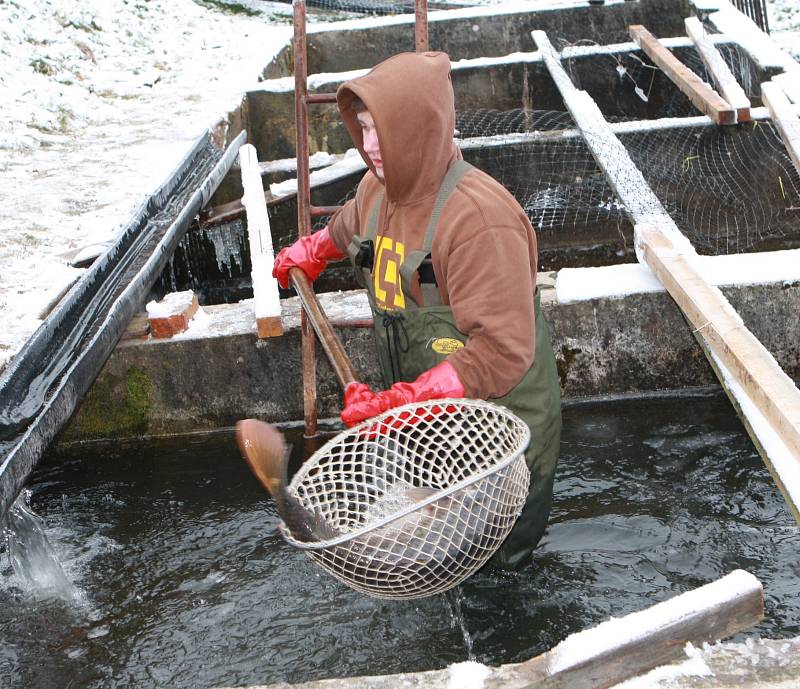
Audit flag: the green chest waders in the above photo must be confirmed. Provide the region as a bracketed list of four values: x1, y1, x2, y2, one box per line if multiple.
[347, 160, 562, 569]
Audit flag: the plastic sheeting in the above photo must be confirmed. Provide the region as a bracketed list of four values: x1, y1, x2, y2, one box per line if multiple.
[0, 127, 246, 519]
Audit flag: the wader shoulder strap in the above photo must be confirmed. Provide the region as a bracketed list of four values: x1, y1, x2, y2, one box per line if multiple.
[346, 190, 385, 290]
[400, 159, 475, 307]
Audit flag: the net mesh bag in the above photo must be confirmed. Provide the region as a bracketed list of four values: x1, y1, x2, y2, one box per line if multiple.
[283, 398, 531, 599]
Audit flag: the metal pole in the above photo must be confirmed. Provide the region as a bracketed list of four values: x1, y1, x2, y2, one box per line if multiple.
[293, 0, 318, 438]
[415, 0, 429, 52]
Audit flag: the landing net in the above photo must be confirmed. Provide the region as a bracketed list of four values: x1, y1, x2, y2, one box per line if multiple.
[283, 399, 530, 599]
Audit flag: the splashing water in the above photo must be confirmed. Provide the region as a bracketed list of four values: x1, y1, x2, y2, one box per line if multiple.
[446, 587, 476, 661]
[3, 491, 77, 601]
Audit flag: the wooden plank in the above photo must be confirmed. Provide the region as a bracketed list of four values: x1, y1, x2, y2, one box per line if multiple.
[761, 81, 800, 177]
[507, 569, 763, 689]
[684, 17, 751, 123]
[637, 224, 800, 463]
[532, 28, 800, 520]
[238, 143, 283, 338]
[692, 333, 800, 524]
[629, 24, 737, 125]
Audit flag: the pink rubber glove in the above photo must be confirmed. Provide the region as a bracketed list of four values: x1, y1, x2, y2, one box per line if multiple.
[341, 361, 465, 427]
[272, 227, 344, 289]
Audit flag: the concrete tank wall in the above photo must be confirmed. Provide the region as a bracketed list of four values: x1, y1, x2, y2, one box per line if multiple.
[58, 279, 800, 445]
[264, 0, 694, 77]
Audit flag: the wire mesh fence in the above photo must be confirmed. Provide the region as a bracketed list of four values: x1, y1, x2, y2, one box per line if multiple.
[310, 37, 799, 257]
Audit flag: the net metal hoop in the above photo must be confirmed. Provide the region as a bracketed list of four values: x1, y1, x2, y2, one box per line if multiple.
[283, 398, 531, 599]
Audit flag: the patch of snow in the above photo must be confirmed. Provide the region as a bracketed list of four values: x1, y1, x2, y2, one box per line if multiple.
[269, 148, 365, 198]
[0, 0, 292, 369]
[610, 642, 713, 688]
[171, 305, 212, 340]
[447, 660, 491, 689]
[145, 290, 196, 319]
[556, 249, 800, 304]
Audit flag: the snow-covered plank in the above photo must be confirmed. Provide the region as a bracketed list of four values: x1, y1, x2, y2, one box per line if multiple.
[510, 569, 763, 689]
[684, 17, 751, 122]
[702, 0, 800, 77]
[773, 72, 800, 107]
[238, 143, 282, 338]
[761, 81, 800, 177]
[532, 28, 800, 520]
[629, 24, 736, 125]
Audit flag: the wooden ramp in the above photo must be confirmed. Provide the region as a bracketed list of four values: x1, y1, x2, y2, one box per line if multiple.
[532, 27, 800, 523]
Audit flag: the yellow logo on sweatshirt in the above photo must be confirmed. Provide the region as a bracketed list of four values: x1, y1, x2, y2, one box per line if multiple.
[374, 235, 405, 310]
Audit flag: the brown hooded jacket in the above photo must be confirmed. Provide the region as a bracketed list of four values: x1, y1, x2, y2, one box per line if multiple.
[328, 51, 540, 400]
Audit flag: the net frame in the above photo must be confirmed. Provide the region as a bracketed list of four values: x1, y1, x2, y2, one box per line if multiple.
[283, 398, 531, 599]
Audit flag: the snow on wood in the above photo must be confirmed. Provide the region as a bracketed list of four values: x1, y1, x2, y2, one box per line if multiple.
[533, 28, 800, 521]
[529, 570, 763, 687]
[239, 143, 282, 339]
[773, 72, 800, 106]
[685, 17, 751, 122]
[269, 149, 366, 199]
[703, 0, 800, 76]
[555, 248, 800, 303]
[628, 25, 736, 125]
[761, 81, 800, 176]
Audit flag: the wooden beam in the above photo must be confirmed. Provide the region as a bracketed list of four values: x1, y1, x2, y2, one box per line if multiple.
[761, 80, 800, 177]
[505, 569, 763, 689]
[238, 143, 283, 338]
[629, 24, 737, 125]
[532, 28, 800, 520]
[638, 224, 800, 462]
[684, 17, 751, 123]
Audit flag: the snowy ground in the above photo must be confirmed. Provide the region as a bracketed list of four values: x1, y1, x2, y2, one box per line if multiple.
[0, 0, 293, 369]
[0, 0, 798, 371]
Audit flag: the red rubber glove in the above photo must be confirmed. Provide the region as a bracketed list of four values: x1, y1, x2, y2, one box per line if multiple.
[272, 227, 345, 289]
[341, 361, 465, 427]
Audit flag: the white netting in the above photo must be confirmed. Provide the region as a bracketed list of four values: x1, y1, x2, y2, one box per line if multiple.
[282, 399, 530, 599]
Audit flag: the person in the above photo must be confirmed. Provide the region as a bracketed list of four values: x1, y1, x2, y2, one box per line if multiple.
[273, 51, 561, 569]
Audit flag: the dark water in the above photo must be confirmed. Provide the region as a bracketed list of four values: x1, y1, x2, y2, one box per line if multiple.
[1, 392, 798, 688]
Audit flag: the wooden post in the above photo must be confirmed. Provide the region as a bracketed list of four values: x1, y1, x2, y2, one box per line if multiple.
[629, 24, 737, 125]
[684, 17, 751, 123]
[761, 81, 800, 176]
[532, 28, 800, 521]
[238, 144, 283, 338]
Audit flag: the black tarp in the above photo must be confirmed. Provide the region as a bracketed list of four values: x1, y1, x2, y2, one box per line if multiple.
[0, 128, 247, 519]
